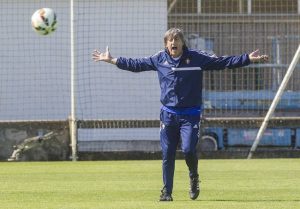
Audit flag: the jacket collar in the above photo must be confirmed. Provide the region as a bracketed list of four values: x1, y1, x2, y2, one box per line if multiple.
[164, 47, 189, 64]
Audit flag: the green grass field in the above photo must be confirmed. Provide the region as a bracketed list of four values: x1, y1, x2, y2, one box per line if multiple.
[0, 159, 299, 209]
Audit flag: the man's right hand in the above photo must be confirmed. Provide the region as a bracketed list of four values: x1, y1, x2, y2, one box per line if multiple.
[92, 46, 117, 64]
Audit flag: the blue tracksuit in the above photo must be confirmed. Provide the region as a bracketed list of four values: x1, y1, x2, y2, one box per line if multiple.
[116, 48, 250, 194]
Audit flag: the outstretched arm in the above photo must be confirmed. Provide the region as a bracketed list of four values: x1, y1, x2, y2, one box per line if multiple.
[92, 46, 117, 65]
[92, 46, 157, 72]
[249, 49, 269, 63]
[203, 49, 269, 71]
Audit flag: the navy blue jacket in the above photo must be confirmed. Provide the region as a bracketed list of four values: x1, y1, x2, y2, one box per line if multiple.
[116, 48, 250, 109]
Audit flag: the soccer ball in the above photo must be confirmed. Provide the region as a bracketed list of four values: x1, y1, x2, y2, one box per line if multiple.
[31, 8, 57, 35]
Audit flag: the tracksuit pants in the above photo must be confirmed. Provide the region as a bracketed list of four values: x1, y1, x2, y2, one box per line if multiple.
[160, 109, 200, 194]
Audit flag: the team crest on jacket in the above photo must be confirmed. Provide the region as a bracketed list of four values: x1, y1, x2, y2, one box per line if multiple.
[185, 58, 190, 64]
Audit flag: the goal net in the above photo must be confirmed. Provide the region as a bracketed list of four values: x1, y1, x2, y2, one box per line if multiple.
[0, 1, 71, 121]
[0, 0, 300, 159]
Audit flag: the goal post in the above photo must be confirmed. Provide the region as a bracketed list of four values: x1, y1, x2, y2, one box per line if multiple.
[70, 0, 77, 161]
[247, 44, 300, 159]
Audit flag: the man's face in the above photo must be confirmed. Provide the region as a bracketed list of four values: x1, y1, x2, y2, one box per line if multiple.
[166, 35, 184, 58]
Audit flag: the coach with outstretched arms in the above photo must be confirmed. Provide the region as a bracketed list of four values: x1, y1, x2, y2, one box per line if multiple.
[92, 28, 268, 201]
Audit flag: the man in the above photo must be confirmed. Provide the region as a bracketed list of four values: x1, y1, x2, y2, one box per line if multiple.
[92, 28, 268, 201]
